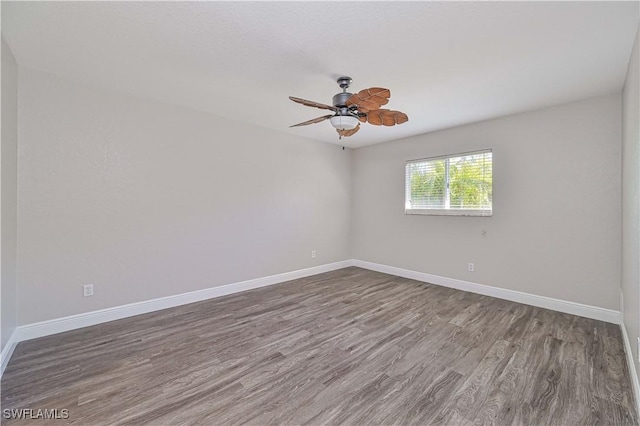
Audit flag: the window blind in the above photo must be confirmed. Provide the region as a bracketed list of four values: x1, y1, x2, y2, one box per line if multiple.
[405, 150, 492, 216]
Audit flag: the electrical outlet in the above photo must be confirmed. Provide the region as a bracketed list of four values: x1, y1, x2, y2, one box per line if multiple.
[83, 284, 94, 297]
[468, 263, 475, 272]
[311, 250, 317, 259]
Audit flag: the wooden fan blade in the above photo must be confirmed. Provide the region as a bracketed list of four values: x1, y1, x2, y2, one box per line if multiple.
[290, 114, 333, 128]
[356, 100, 383, 111]
[289, 96, 337, 112]
[366, 109, 409, 126]
[345, 87, 390, 110]
[366, 110, 383, 126]
[337, 124, 360, 137]
[388, 110, 409, 125]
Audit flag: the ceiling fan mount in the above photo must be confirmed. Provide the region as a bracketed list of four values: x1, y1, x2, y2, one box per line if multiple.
[336, 76, 353, 91]
[289, 76, 408, 139]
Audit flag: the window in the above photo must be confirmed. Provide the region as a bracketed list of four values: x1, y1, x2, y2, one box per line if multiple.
[405, 149, 492, 216]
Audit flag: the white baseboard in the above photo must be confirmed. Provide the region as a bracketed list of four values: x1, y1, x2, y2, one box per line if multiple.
[0, 329, 18, 378]
[13, 260, 353, 344]
[352, 260, 622, 324]
[620, 322, 640, 414]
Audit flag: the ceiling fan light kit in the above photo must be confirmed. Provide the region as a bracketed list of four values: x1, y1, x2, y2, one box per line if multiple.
[289, 76, 409, 139]
[330, 115, 359, 130]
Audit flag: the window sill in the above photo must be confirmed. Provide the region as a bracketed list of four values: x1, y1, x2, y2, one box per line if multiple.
[405, 208, 492, 217]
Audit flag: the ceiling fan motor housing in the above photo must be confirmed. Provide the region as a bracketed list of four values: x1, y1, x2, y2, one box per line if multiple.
[332, 92, 352, 108]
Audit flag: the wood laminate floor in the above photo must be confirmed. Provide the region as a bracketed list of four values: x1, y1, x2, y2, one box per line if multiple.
[1, 267, 637, 425]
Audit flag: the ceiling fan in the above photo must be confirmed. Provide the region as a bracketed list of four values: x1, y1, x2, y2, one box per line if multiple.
[289, 77, 409, 139]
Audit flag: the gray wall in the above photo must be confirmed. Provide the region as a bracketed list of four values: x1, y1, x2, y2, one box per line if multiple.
[622, 27, 640, 378]
[352, 94, 622, 310]
[17, 68, 351, 324]
[1, 37, 18, 350]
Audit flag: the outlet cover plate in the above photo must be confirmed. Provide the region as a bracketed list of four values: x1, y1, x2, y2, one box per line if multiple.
[83, 284, 94, 297]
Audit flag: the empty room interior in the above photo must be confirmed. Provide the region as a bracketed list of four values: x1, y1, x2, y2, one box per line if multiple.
[1, 1, 640, 424]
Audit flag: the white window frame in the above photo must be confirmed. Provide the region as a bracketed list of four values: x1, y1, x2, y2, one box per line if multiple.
[405, 149, 493, 217]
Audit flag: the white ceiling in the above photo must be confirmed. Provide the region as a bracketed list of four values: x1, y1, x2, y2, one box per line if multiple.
[2, 2, 638, 148]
